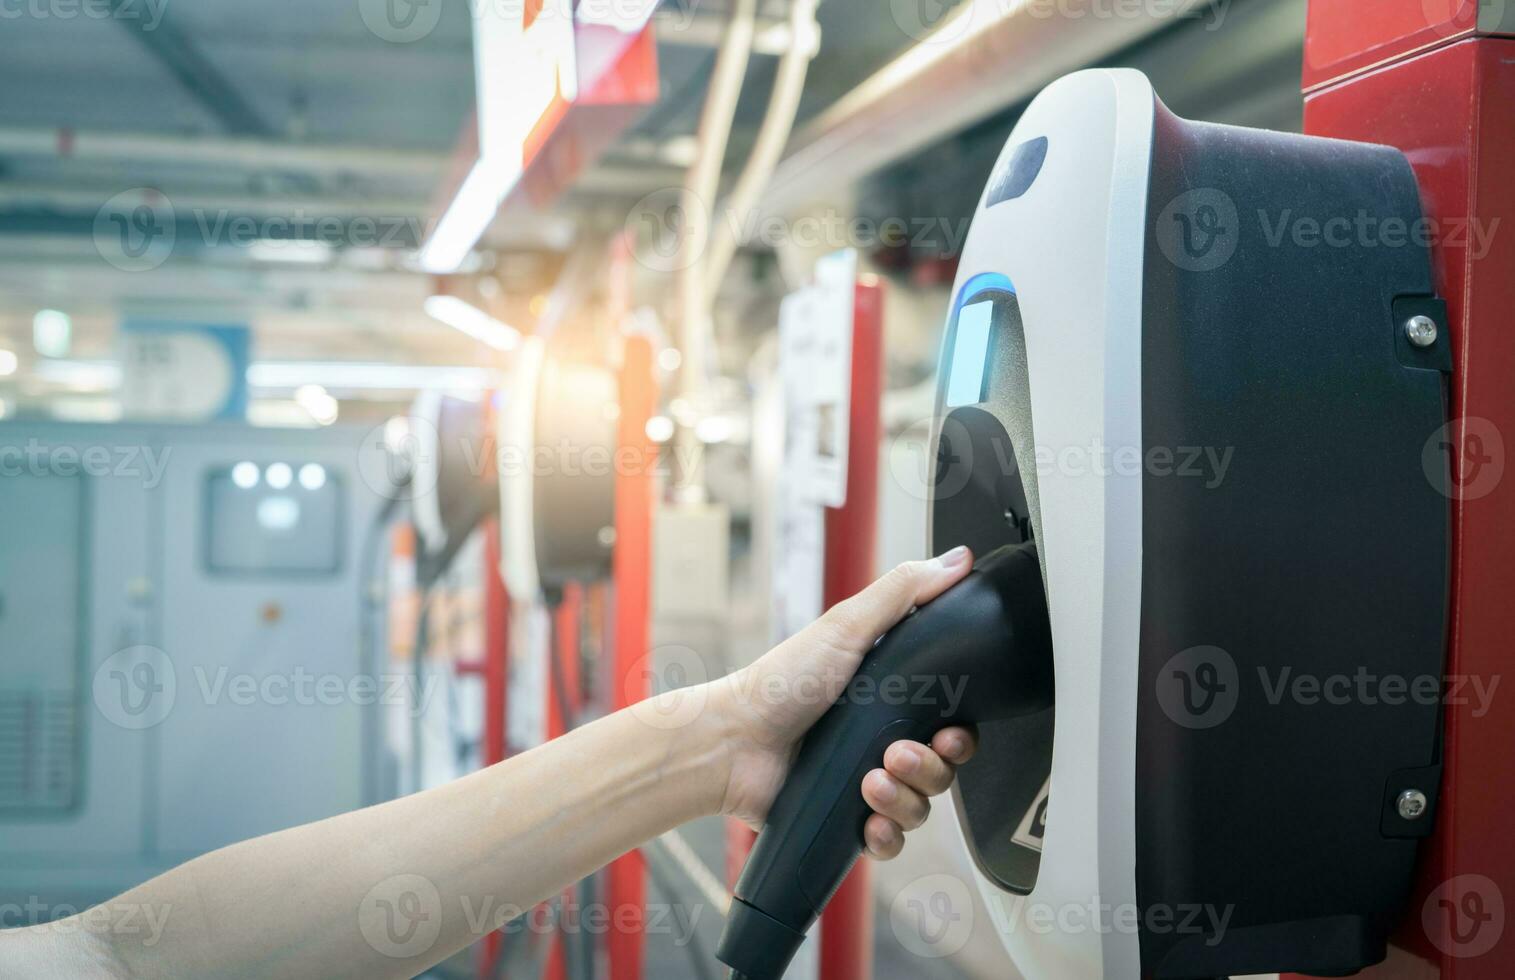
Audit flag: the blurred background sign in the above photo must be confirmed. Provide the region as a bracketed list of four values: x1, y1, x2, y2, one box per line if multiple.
[117, 319, 249, 421]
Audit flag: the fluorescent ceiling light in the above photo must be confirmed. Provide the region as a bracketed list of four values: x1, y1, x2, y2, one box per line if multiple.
[36, 359, 497, 396]
[33, 309, 71, 358]
[248, 240, 335, 265]
[424, 294, 521, 352]
[418, 2, 577, 274]
[31, 359, 120, 391]
[417, 161, 513, 273]
[49, 397, 121, 422]
[0, 349, 17, 377]
[294, 383, 340, 425]
[248, 361, 497, 392]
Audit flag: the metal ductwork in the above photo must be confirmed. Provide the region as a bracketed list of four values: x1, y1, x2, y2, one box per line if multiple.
[764, 0, 1211, 210]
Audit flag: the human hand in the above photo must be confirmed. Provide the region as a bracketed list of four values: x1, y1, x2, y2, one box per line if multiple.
[708, 546, 980, 858]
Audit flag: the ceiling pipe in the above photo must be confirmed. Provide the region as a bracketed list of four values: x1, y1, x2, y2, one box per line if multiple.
[763, 0, 1209, 212]
[701, 0, 823, 299]
[673, 0, 757, 503]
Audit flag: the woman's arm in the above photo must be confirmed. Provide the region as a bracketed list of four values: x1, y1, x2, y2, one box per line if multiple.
[7, 548, 975, 980]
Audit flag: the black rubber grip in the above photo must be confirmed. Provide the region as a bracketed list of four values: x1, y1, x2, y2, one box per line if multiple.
[716, 543, 1053, 980]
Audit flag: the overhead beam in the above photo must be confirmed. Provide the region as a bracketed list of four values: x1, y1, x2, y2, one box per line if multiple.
[0, 127, 446, 179]
[108, 0, 275, 137]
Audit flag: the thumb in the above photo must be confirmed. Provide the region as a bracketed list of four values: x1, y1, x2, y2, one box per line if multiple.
[818, 545, 974, 655]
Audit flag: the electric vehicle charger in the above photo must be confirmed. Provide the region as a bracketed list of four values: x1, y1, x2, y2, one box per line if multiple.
[716, 543, 1054, 980]
[719, 67, 1450, 979]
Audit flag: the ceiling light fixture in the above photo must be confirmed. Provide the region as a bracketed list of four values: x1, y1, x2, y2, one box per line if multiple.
[424, 294, 522, 352]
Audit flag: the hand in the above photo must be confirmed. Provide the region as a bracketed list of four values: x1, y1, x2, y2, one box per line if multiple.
[707, 546, 980, 859]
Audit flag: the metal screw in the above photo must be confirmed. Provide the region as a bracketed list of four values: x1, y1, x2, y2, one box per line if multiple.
[1405, 315, 1439, 348]
[1397, 788, 1429, 820]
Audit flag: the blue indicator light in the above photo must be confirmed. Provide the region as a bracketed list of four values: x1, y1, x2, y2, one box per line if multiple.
[946, 300, 994, 407]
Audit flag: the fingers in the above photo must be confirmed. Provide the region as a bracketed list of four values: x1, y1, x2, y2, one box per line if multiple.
[930, 725, 978, 767]
[862, 730, 978, 862]
[823, 546, 973, 650]
[862, 768, 930, 833]
[883, 740, 956, 797]
[864, 814, 904, 860]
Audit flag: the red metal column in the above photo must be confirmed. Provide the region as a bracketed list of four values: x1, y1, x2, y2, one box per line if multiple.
[817, 278, 886, 980]
[479, 433, 512, 978]
[607, 336, 657, 980]
[1298, 3, 1515, 976]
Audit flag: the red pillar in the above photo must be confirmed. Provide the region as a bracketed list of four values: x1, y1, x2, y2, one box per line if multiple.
[479, 516, 511, 978]
[817, 278, 886, 980]
[607, 336, 657, 980]
[1298, 3, 1515, 976]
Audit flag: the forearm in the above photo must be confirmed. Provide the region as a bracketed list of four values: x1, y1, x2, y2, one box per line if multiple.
[97, 691, 730, 980]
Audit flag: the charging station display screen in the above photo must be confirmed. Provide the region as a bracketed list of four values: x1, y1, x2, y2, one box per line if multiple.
[946, 300, 995, 407]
